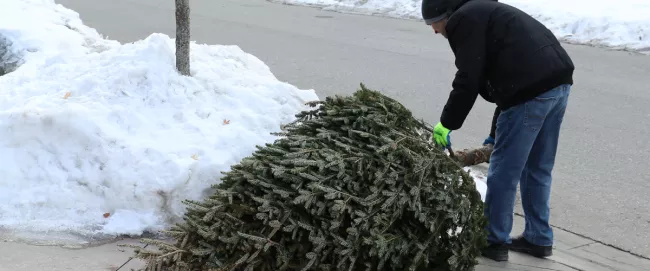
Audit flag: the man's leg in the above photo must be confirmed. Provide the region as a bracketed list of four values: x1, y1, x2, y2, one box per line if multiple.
[482, 98, 546, 260]
[512, 84, 571, 257]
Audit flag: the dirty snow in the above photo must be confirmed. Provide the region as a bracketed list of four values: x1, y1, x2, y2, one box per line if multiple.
[0, 0, 318, 242]
[271, 0, 650, 52]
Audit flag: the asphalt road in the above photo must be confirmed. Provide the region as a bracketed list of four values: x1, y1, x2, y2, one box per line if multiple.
[55, 0, 650, 257]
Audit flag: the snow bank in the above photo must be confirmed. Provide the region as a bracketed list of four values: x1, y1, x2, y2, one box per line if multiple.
[271, 0, 650, 52]
[505, 0, 650, 51]
[274, 0, 423, 19]
[0, 0, 117, 75]
[466, 167, 487, 201]
[0, 0, 318, 240]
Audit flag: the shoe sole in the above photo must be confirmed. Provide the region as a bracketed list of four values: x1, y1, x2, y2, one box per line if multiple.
[509, 247, 552, 258]
[481, 252, 509, 262]
[490, 255, 509, 262]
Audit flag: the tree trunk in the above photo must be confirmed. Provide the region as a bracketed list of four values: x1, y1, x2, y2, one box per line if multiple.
[175, 0, 190, 76]
[449, 145, 494, 167]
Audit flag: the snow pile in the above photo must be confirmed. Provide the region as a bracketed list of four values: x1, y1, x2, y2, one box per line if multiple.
[0, 0, 117, 75]
[505, 0, 650, 51]
[274, 0, 423, 19]
[271, 0, 650, 52]
[466, 167, 487, 201]
[0, 0, 318, 240]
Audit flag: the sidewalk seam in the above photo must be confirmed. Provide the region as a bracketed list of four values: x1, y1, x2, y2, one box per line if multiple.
[552, 260, 585, 271]
[498, 261, 580, 271]
[566, 242, 596, 250]
[514, 212, 650, 261]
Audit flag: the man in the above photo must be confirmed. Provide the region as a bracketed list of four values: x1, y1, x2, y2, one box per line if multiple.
[422, 0, 575, 262]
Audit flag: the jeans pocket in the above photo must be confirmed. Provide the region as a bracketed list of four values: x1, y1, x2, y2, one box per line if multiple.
[524, 96, 556, 131]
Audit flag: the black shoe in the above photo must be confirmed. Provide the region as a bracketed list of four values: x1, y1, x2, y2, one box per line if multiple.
[481, 243, 509, 261]
[508, 235, 553, 258]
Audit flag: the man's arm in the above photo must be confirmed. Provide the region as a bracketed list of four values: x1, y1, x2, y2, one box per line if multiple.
[439, 12, 488, 131]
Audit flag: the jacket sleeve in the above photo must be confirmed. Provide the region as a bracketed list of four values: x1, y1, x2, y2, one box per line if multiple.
[439, 13, 488, 130]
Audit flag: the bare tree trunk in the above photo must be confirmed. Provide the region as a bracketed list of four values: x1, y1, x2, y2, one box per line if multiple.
[449, 145, 494, 167]
[175, 0, 190, 76]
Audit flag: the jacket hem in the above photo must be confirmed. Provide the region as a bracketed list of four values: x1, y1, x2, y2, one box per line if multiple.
[497, 71, 573, 110]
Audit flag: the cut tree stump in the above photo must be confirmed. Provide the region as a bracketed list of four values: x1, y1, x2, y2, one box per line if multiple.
[450, 144, 494, 167]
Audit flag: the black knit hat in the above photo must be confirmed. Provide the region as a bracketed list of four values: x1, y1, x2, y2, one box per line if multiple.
[422, 0, 497, 24]
[421, 0, 462, 25]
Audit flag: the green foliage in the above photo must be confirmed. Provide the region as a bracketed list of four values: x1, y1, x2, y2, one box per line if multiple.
[130, 83, 487, 271]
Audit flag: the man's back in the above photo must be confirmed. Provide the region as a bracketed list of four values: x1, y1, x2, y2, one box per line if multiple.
[447, 0, 575, 110]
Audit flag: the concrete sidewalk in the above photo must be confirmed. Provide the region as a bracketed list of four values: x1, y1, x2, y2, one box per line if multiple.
[2, 214, 649, 271]
[478, 215, 650, 270]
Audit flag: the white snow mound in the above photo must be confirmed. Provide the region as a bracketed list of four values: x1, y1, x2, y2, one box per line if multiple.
[465, 167, 487, 202]
[271, 0, 650, 52]
[274, 0, 423, 19]
[0, 0, 319, 239]
[0, 0, 118, 74]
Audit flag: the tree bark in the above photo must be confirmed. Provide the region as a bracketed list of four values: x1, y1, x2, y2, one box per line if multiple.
[175, 0, 190, 76]
[449, 145, 494, 167]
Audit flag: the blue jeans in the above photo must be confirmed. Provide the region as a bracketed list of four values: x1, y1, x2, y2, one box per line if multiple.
[484, 84, 571, 246]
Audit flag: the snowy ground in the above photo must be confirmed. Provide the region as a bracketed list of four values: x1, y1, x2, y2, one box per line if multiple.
[0, 0, 320, 245]
[270, 0, 650, 53]
[0, 0, 487, 245]
[467, 167, 487, 202]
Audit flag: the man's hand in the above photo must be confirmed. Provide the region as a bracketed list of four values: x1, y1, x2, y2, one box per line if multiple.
[433, 122, 451, 148]
[483, 135, 495, 146]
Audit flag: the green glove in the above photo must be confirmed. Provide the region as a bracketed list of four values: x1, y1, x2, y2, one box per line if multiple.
[433, 122, 451, 148]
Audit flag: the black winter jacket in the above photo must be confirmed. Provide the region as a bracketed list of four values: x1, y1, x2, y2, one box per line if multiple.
[439, 0, 574, 130]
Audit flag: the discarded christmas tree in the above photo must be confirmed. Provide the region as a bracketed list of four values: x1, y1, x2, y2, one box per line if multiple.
[129, 84, 487, 271]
